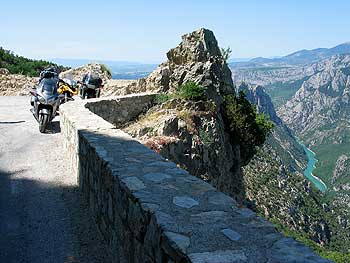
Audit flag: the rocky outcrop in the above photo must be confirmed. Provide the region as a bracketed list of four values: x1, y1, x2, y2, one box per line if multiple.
[119, 28, 252, 201]
[103, 79, 139, 97]
[107, 28, 234, 105]
[237, 83, 282, 124]
[59, 63, 112, 83]
[0, 68, 38, 95]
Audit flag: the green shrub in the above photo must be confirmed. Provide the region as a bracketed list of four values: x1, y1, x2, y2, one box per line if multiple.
[220, 46, 232, 62]
[256, 113, 275, 142]
[156, 93, 173, 104]
[271, 218, 350, 263]
[176, 81, 206, 101]
[100, 64, 112, 78]
[223, 91, 274, 161]
[199, 128, 214, 147]
[0, 47, 68, 77]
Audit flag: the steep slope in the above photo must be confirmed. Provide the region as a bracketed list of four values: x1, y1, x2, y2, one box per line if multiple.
[278, 55, 350, 190]
[237, 83, 307, 173]
[239, 83, 350, 258]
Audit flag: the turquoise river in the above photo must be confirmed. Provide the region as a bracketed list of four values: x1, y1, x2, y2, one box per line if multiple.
[301, 143, 327, 193]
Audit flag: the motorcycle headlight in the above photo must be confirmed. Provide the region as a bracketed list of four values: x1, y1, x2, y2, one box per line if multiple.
[39, 96, 46, 103]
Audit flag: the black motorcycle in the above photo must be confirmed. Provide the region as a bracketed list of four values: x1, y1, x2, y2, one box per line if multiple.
[79, 73, 103, 99]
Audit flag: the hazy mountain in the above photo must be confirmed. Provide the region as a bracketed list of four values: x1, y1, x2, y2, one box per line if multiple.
[230, 43, 350, 108]
[231, 42, 350, 68]
[228, 57, 252, 62]
[283, 42, 350, 64]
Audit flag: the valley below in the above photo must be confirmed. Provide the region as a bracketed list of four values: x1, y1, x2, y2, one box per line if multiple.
[231, 50, 350, 261]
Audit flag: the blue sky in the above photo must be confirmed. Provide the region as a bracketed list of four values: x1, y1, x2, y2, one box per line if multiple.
[1, 0, 350, 63]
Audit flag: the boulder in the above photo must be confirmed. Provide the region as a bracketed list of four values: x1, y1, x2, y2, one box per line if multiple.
[0, 68, 10, 75]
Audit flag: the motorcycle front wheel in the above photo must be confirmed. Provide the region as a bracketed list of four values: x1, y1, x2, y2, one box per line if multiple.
[39, 113, 49, 133]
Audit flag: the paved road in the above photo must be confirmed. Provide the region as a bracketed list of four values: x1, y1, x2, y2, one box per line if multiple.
[0, 96, 112, 263]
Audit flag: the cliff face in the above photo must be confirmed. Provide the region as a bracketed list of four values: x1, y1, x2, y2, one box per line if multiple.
[277, 55, 350, 193]
[278, 55, 350, 137]
[237, 83, 307, 173]
[230, 57, 342, 108]
[236, 83, 333, 245]
[332, 155, 350, 191]
[238, 83, 282, 124]
[121, 28, 250, 201]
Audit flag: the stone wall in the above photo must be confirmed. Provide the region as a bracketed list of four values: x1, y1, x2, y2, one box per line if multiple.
[85, 93, 156, 128]
[60, 95, 330, 263]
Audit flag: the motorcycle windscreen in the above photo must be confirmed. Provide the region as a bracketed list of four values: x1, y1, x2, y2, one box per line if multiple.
[84, 73, 102, 87]
[39, 78, 58, 95]
[39, 78, 59, 103]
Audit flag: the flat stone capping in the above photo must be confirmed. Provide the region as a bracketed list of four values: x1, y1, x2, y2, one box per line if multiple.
[85, 93, 157, 128]
[60, 95, 330, 262]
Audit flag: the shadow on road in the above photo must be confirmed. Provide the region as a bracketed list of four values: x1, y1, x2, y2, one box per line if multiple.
[0, 168, 112, 263]
[0, 121, 26, 124]
[47, 120, 61, 134]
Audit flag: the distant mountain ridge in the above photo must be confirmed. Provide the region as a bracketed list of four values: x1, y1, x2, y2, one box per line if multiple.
[232, 42, 350, 68]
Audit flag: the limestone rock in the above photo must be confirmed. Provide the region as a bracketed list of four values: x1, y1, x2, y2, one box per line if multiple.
[332, 154, 350, 189]
[278, 55, 350, 136]
[122, 28, 248, 201]
[59, 63, 112, 83]
[0, 72, 38, 96]
[166, 28, 221, 65]
[106, 28, 234, 105]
